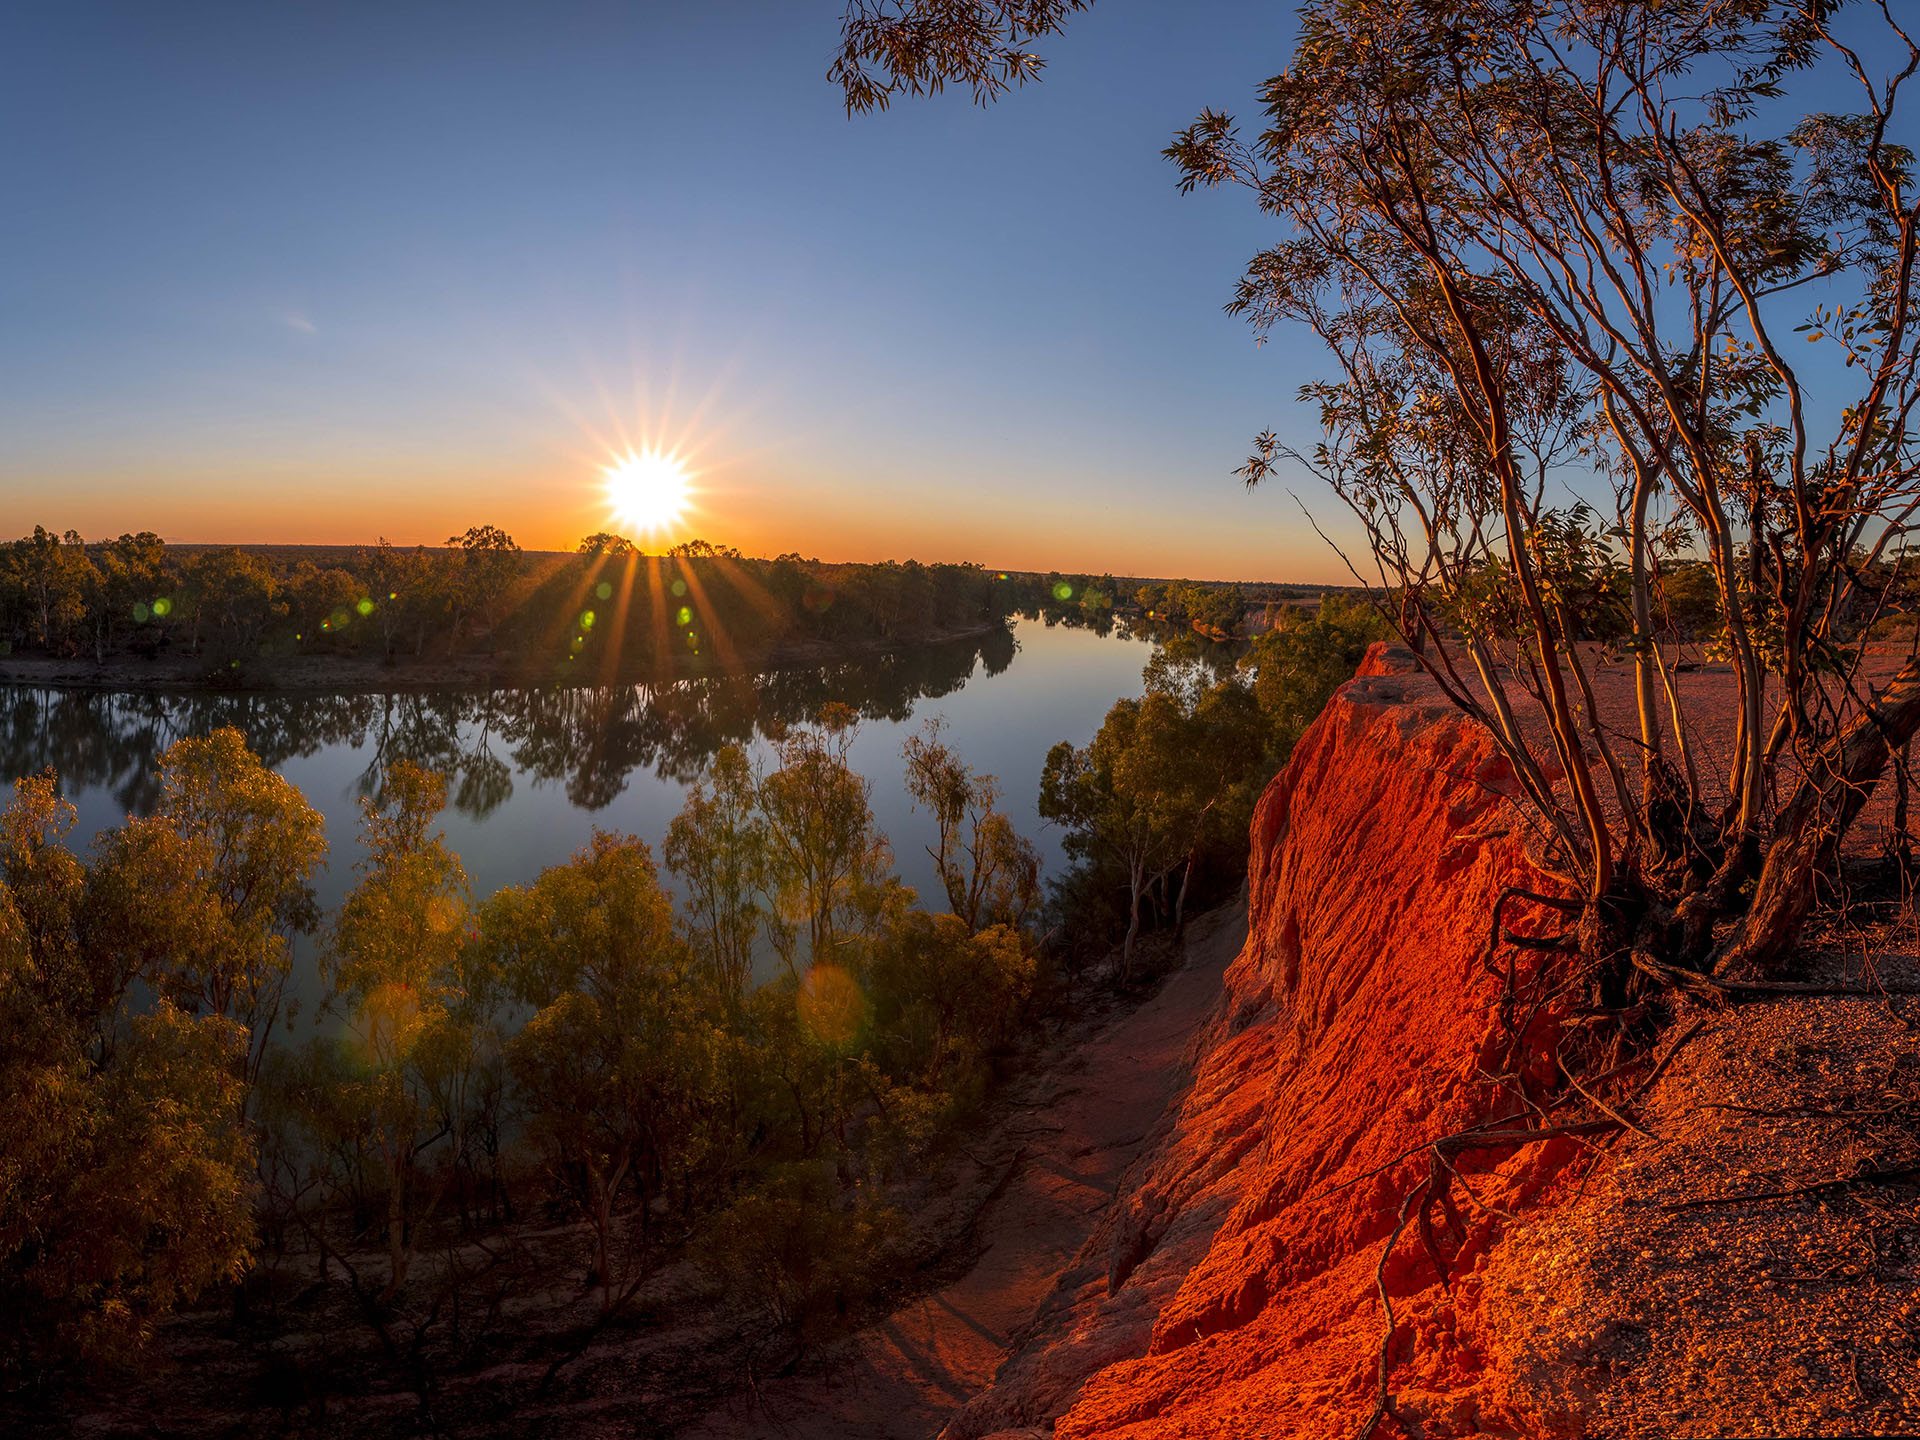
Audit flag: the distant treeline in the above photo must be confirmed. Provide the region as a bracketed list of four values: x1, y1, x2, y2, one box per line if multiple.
[0, 527, 1280, 684]
[0, 528, 1018, 682]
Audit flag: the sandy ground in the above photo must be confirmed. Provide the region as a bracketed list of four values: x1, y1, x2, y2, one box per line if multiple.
[672, 905, 1247, 1440]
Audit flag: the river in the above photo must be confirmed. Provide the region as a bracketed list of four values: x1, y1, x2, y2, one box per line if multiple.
[0, 617, 1179, 997]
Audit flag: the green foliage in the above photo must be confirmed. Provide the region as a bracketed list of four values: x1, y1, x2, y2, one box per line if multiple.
[481, 832, 712, 1310]
[0, 526, 1020, 685]
[865, 911, 1033, 1086]
[315, 761, 482, 1297]
[0, 776, 256, 1382]
[0, 527, 94, 656]
[665, 744, 769, 1006]
[2, 695, 1066, 1377]
[184, 547, 282, 661]
[1042, 678, 1266, 972]
[758, 711, 900, 977]
[1242, 594, 1386, 752]
[91, 728, 326, 1092]
[700, 1162, 900, 1339]
[902, 719, 1039, 932]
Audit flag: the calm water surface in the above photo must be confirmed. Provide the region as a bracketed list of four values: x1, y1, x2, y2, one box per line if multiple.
[3, 619, 1157, 996]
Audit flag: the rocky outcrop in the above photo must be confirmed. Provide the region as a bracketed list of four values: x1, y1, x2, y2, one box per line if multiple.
[946, 642, 1920, 1439]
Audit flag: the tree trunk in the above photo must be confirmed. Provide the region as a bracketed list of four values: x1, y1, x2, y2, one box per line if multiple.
[1722, 656, 1920, 978]
[1121, 860, 1144, 981]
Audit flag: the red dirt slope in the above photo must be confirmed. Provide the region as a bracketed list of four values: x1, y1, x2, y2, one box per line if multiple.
[949, 643, 1920, 1440]
[947, 643, 1581, 1439]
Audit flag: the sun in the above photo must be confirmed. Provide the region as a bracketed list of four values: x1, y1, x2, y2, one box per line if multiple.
[603, 449, 692, 534]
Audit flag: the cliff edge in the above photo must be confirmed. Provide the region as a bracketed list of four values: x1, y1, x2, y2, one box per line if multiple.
[946, 643, 1920, 1438]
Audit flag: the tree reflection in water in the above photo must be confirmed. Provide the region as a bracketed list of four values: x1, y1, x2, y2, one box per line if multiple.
[0, 627, 1017, 821]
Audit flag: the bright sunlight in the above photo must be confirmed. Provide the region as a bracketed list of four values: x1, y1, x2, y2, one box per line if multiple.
[603, 449, 692, 534]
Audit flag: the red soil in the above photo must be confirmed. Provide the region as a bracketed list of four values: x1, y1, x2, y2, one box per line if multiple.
[942, 642, 1919, 1439]
[941, 643, 1579, 1439]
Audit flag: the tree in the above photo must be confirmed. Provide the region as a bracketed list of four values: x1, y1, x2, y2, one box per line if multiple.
[321, 761, 475, 1299]
[0, 775, 254, 1380]
[665, 744, 770, 1008]
[89, 729, 325, 1100]
[480, 832, 706, 1314]
[85, 532, 166, 661]
[865, 910, 1033, 1086]
[442, 525, 522, 655]
[832, 0, 1091, 114]
[1159, 0, 1920, 985]
[1040, 697, 1186, 974]
[757, 706, 898, 977]
[901, 718, 1039, 932]
[576, 532, 636, 558]
[3, 527, 94, 654]
[1242, 593, 1386, 752]
[360, 537, 438, 659]
[284, 563, 364, 652]
[184, 547, 280, 659]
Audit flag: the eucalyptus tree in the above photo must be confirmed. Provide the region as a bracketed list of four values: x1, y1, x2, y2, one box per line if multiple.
[321, 761, 478, 1300]
[86, 531, 166, 661]
[832, 0, 1091, 113]
[665, 743, 770, 1006]
[480, 831, 709, 1315]
[842, 0, 1920, 990]
[1165, 0, 1920, 986]
[901, 718, 1041, 934]
[756, 704, 899, 978]
[441, 524, 522, 655]
[88, 727, 326, 1099]
[0, 775, 254, 1379]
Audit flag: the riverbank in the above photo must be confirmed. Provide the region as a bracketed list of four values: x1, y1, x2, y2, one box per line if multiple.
[0, 618, 1009, 696]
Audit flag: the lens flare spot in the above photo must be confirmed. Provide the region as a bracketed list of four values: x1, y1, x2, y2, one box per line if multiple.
[595, 581, 614, 601]
[356, 597, 375, 617]
[1052, 581, 1074, 601]
[357, 982, 424, 1064]
[797, 964, 868, 1049]
[152, 597, 173, 618]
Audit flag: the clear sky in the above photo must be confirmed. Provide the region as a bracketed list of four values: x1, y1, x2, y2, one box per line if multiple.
[0, 1, 1355, 582]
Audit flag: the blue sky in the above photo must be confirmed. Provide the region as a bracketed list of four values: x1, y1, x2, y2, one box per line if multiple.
[0, 1, 1361, 580]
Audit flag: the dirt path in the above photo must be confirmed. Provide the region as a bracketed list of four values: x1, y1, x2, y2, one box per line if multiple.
[676, 904, 1246, 1440]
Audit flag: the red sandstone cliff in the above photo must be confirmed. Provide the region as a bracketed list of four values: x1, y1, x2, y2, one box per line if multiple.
[946, 643, 1920, 1439]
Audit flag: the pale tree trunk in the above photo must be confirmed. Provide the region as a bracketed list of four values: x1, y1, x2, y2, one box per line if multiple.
[1723, 657, 1920, 978]
[1121, 857, 1144, 981]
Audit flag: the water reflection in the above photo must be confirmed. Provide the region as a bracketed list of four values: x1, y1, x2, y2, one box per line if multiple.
[0, 626, 1017, 821]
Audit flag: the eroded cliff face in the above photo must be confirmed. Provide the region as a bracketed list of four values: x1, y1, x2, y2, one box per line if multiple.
[948, 643, 1920, 1440]
[947, 643, 1584, 1439]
